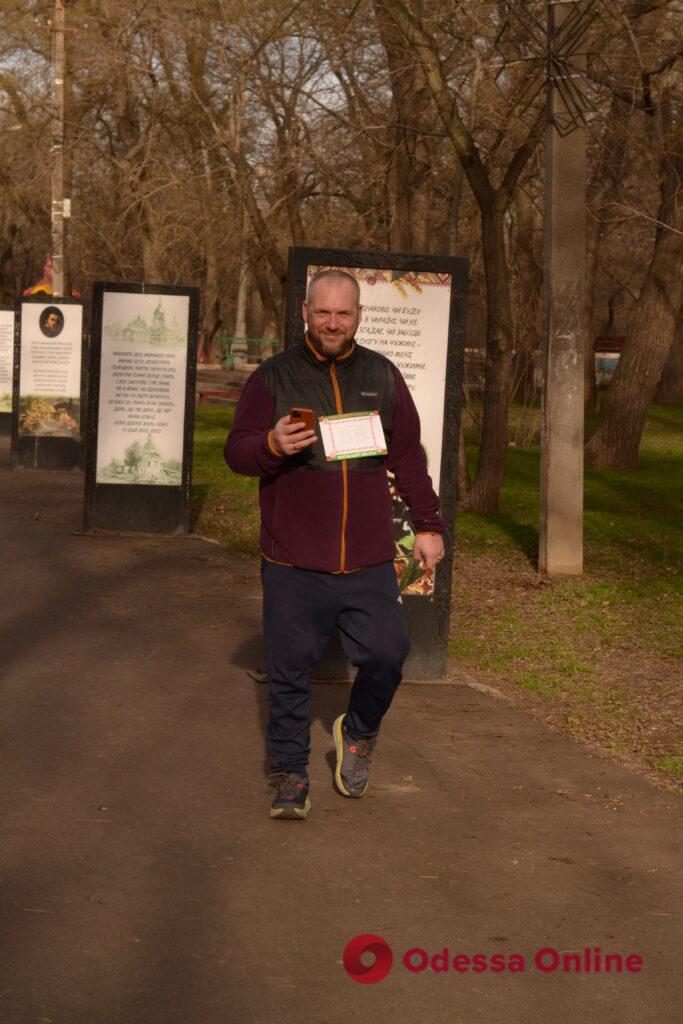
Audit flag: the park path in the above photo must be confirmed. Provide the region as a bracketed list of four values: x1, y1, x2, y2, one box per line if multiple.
[1, 439, 681, 1024]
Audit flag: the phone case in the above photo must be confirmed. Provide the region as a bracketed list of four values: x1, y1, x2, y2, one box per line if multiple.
[290, 407, 315, 432]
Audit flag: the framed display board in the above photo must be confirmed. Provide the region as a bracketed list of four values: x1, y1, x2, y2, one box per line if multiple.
[286, 246, 469, 679]
[0, 305, 14, 436]
[11, 297, 84, 469]
[83, 282, 199, 534]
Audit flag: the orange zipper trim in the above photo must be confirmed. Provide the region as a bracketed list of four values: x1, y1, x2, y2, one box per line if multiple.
[328, 362, 348, 573]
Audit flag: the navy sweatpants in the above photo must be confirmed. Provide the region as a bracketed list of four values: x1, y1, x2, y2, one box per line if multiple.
[261, 560, 411, 775]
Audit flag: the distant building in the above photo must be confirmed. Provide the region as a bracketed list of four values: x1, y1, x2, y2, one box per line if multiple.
[123, 314, 148, 344]
[122, 302, 173, 346]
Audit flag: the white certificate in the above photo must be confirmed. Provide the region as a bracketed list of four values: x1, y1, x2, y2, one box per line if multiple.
[319, 411, 388, 462]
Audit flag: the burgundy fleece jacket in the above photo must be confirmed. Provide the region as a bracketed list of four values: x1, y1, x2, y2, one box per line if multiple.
[224, 340, 445, 572]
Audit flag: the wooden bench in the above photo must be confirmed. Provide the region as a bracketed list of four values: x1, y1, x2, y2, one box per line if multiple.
[196, 387, 242, 405]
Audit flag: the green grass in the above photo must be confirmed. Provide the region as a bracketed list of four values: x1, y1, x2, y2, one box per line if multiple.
[459, 403, 683, 575]
[191, 405, 260, 557]
[451, 404, 682, 786]
[649, 755, 683, 776]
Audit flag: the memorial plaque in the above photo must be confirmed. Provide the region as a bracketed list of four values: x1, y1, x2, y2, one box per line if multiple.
[11, 297, 84, 470]
[286, 247, 469, 679]
[0, 306, 13, 437]
[83, 282, 199, 534]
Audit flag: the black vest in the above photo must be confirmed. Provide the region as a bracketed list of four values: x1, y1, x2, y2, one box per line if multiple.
[259, 341, 397, 474]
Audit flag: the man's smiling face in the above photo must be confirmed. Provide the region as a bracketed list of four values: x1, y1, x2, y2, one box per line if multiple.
[303, 277, 361, 359]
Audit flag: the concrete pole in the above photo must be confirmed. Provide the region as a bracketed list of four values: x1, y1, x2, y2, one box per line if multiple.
[539, 1, 586, 575]
[232, 252, 249, 366]
[50, 0, 66, 298]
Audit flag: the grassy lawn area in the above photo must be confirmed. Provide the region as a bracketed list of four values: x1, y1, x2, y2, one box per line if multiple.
[192, 406, 260, 557]
[192, 403, 682, 790]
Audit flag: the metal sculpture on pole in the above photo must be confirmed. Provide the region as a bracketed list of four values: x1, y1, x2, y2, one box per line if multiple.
[497, 0, 615, 574]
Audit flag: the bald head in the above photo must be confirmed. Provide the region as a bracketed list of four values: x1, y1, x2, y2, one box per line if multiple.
[306, 269, 360, 308]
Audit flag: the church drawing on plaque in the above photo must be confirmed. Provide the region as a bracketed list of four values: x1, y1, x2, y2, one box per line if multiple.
[104, 300, 185, 350]
[100, 434, 182, 486]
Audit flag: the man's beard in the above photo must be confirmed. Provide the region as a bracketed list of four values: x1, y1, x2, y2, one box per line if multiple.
[307, 326, 354, 359]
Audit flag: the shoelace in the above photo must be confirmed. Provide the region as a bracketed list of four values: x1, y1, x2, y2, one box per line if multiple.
[271, 772, 306, 800]
[347, 739, 371, 780]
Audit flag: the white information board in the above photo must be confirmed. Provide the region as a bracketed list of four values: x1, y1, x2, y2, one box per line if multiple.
[0, 308, 13, 413]
[18, 302, 82, 436]
[96, 292, 190, 486]
[353, 270, 452, 493]
[307, 268, 452, 493]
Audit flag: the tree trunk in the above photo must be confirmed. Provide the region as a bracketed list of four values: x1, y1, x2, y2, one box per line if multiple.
[447, 163, 464, 256]
[140, 195, 161, 281]
[585, 251, 682, 467]
[200, 239, 221, 363]
[282, 121, 306, 246]
[456, 415, 471, 505]
[585, 95, 629, 411]
[463, 201, 514, 511]
[512, 185, 542, 402]
[234, 251, 249, 339]
[0, 216, 19, 303]
[374, 0, 434, 253]
[586, 111, 683, 468]
[657, 313, 683, 403]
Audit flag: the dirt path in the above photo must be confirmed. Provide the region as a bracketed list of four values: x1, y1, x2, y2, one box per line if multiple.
[1, 440, 681, 1024]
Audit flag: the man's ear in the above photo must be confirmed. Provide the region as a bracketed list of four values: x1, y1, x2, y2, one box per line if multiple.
[302, 300, 308, 324]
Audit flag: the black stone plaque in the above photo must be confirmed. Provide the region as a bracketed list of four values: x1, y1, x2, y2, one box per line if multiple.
[286, 246, 468, 680]
[83, 282, 199, 535]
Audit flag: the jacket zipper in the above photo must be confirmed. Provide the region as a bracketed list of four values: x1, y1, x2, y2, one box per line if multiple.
[328, 362, 347, 573]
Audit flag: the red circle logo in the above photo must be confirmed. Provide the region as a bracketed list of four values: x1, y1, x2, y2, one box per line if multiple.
[343, 934, 393, 984]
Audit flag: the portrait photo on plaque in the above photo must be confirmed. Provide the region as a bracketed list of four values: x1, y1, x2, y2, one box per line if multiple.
[95, 290, 191, 486]
[306, 263, 453, 596]
[39, 306, 65, 339]
[17, 300, 83, 438]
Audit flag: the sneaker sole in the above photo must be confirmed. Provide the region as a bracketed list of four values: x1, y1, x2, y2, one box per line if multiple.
[270, 797, 312, 820]
[333, 714, 368, 799]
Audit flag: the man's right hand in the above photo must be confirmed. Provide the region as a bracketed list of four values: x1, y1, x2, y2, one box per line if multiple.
[271, 415, 318, 457]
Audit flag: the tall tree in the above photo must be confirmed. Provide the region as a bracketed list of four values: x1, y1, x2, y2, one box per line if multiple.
[585, 95, 683, 467]
[585, 93, 630, 410]
[373, 0, 435, 252]
[377, 0, 545, 512]
[586, 0, 683, 467]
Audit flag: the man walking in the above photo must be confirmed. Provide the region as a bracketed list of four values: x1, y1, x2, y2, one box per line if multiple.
[225, 269, 445, 819]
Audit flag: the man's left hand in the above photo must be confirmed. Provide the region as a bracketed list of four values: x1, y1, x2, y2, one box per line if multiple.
[413, 532, 445, 572]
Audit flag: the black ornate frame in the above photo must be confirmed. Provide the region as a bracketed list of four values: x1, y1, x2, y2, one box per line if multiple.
[83, 282, 199, 535]
[286, 246, 469, 680]
[11, 295, 85, 470]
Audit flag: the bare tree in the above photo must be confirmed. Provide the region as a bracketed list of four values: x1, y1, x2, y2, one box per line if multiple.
[586, 1, 683, 467]
[377, 0, 546, 512]
[586, 97, 683, 466]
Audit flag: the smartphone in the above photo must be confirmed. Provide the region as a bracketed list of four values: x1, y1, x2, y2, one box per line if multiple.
[289, 407, 315, 432]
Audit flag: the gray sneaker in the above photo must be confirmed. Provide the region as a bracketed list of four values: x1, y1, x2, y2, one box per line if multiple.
[333, 714, 371, 798]
[269, 772, 312, 820]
